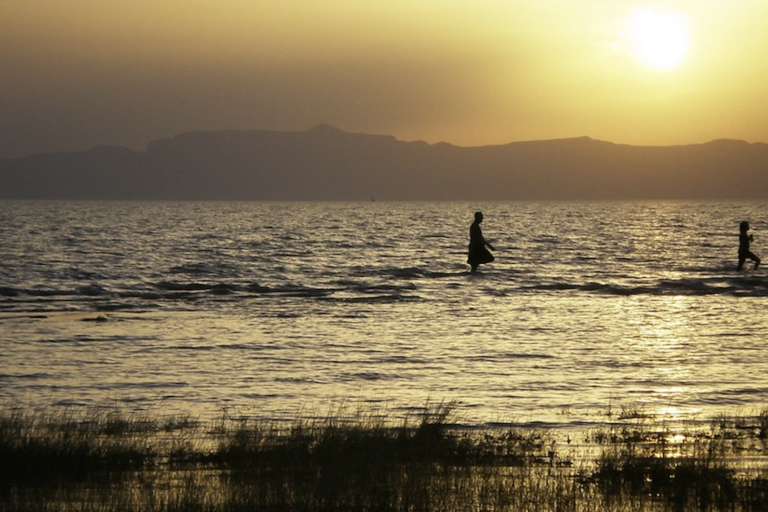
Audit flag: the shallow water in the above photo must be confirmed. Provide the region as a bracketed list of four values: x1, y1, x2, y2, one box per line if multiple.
[1, 200, 767, 428]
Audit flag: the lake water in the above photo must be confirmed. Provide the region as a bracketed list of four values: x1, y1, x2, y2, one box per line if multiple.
[1, 200, 767, 430]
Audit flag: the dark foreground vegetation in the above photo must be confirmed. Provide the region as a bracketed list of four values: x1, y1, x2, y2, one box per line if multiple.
[2, 402, 768, 512]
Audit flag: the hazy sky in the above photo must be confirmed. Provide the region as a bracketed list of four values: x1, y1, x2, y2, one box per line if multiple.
[3, 0, 768, 159]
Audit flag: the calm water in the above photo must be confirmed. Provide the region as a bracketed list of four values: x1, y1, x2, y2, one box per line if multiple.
[1, 200, 767, 429]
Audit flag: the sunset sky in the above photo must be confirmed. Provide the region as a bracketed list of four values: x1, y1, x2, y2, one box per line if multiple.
[3, 0, 768, 159]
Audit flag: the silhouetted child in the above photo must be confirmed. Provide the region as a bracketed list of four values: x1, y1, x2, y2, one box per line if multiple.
[467, 211, 495, 273]
[738, 221, 761, 270]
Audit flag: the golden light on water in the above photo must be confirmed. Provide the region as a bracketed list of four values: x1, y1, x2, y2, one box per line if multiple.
[627, 295, 693, 349]
[615, 295, 707, 422]
[657, 405, 700, 423]
[667, 433, 687, 444]
[655, 431, 688, 459]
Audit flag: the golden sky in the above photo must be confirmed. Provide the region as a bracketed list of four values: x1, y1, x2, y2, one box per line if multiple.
[3, 0, 768, 158]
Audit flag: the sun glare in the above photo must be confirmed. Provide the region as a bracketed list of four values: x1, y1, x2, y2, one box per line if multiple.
[625, 8, 690, 70]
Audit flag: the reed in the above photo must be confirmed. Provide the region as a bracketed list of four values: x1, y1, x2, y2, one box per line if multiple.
[2, 401, 768, 512]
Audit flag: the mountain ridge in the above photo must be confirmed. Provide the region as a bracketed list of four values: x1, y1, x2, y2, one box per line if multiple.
[2, 125, 767, 200]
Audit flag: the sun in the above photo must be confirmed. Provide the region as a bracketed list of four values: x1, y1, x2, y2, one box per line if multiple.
[624, 8, 690, 70]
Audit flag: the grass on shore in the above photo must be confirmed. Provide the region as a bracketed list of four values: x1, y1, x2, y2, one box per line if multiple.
[2, 401, 768, 512]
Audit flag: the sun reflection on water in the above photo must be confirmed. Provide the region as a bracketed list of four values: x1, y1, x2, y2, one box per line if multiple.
[4, 201, 768, 432]
[612, 295, 709, 421]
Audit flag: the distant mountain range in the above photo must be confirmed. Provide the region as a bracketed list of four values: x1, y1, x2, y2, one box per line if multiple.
[1, 124, 767, 200]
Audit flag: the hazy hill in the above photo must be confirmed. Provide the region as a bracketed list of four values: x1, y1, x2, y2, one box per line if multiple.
[1, 124, 767, 200]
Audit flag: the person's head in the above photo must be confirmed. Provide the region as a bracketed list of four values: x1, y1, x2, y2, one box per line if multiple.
[740, 221, 750, 233]
[474, 211, 484, 223]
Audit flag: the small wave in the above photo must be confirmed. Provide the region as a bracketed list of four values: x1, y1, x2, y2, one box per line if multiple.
[424, 270, 472, 278]
[169, 263, 215, 275]
[351, 266, 470, 280]
[0, 285, 117, 301]
[210, 283, 238, 295]
[94, 302, 144, 311]
[322, 294, 422, 304]
[245, 282, 337, 297]
[155, 281, 215, 292]
[333, 313, 369, 319]
[154, 281, 259, 296]
[239, 393, 281, 400]
[122, 281, 343, 301]
[175, 345, 216, 351]
[389, 267, 426, 279]
[524, 276, 768, 297]
[244, 282, 271, 293]
[77, 284, 109, 296]
[372, 354, 429, 365]
[341, 372, 389, 381]
[272, 250, 316, 258]
[65, 268, 106, 280]
[24, 288, 72, 297]
[4, 372, 52, 380]
[275, 377, 320, 384]
[351, 283, 418, 295]
[216, 343, 252, 350]
[468, 353, 556, 362]
[115, 381, 191, 390]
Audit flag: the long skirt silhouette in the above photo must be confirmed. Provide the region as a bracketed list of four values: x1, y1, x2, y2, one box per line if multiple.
[467, 243, 494, 267]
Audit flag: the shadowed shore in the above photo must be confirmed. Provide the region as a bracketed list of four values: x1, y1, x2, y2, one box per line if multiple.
[2, 401, 768, 511]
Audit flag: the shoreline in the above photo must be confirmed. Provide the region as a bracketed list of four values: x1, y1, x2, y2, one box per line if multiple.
[3, 402, 768, 511]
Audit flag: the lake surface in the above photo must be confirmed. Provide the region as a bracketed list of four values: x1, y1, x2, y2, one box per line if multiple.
[2, 200, 767, 429]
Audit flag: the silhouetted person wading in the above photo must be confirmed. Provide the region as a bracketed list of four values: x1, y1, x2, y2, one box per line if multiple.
[738, 221, 761, 271]
[467, 211, 495, 273]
